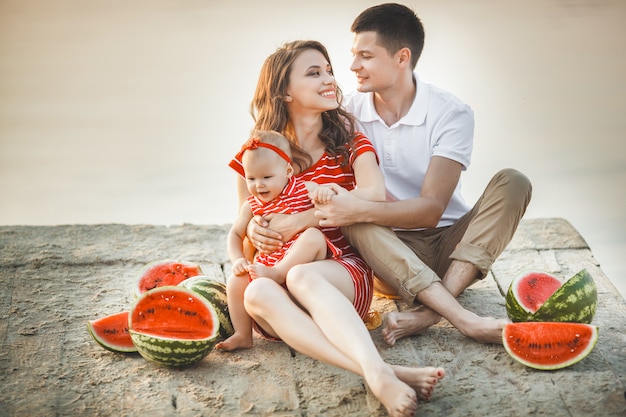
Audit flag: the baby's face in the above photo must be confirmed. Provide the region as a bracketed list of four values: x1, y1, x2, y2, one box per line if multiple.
[242, 149, 290, 203]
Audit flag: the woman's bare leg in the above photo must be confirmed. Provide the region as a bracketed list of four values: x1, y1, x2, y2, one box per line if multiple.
[245, 263, 444, 416]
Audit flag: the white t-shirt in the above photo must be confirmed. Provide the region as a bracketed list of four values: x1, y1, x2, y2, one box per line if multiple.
[344, 75, 474, 228]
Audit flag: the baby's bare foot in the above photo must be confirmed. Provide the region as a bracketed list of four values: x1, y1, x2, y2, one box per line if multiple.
[247, 263, 284, 282]
[215, 332, 253, 351]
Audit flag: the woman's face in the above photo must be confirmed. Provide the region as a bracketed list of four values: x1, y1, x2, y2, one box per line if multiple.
[285, 49, 339, 114]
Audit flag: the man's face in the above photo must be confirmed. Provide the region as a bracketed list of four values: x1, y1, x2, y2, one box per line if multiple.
[350, 31, 399, 93]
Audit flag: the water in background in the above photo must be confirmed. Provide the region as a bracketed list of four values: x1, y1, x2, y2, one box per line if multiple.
[1, 0, 624, 299]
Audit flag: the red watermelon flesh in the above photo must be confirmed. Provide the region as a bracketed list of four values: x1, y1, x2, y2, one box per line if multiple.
[135, 260, 202, 297]
[130, 287, 216, 339]
[503, 322, 598, 370]
[513, 271, 562, 313]
[87, 311, 137, 353]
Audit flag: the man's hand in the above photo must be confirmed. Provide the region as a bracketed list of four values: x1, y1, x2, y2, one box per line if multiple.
[314, 184, 364, 227]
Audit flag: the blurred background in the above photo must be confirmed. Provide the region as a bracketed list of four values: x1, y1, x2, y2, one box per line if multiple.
[0, 0, 624, 299]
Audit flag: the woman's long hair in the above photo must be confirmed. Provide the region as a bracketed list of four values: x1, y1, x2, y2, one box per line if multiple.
[250, 40, 356, 173]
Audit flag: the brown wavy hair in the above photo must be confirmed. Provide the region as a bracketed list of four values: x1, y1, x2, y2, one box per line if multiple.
[250, 40, 356, 173]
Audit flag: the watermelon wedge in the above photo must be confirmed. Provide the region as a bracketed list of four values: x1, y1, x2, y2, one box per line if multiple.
[503, 322, 598, 370]
[87, 311, 137, 353]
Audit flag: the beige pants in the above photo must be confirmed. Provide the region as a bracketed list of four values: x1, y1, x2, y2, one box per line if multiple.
[342, 168, 532, 305]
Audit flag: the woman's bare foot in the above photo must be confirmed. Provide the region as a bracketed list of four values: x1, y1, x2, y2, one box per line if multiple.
[392, 365, 445, 401]
[382, 307, 441, 346]
[247, 263, 283, 282]
[214, 332, 253, 351]
[365, 365, 418, 417]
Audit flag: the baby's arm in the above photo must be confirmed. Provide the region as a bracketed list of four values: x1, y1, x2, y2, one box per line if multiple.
[306, 181, 338, 205]
[227, 202, 253, 276]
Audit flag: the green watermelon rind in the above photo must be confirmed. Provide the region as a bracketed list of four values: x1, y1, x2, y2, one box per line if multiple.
[129, 286, 221, 367]
[533, 269, 597, 324]
[134, 259, 203, 299]
[178, 275, 235, 342]
[129, 331, 218, 367]
[502, 322, 599, 370]
[506, 269, 597, 324]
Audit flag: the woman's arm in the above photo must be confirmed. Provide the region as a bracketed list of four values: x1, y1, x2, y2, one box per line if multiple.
[349, 151, 386, 202]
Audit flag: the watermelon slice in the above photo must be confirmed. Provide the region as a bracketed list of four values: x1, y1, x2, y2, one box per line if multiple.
[134, 259, 203, 298]
[503, 322, 598, 370]
[87, 311, 137, 353]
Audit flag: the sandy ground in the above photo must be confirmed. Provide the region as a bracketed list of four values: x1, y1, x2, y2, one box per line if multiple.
[0, 219, 625, 416]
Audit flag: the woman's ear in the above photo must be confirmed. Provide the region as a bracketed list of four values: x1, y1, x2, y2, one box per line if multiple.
[286, 163, 294, 178]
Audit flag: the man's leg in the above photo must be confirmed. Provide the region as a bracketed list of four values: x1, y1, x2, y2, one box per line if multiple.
[341, 222, 440, 306]
[341, 224, 491, 342]
[392, 169, 532, 343]
[350, 169, 532, 344]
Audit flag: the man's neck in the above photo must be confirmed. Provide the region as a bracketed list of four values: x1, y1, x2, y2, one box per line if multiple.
[373, 74, 416, 127]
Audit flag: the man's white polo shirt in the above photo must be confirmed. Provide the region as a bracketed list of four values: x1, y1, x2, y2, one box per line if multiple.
[344, 75, 474, 228]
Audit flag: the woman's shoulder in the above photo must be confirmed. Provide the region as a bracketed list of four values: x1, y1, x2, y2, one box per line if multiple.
[350, 133, 376, 158]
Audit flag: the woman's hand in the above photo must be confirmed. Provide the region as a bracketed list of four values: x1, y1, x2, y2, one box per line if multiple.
[247, 215, 283, 254]
[247, 211, 314, 254]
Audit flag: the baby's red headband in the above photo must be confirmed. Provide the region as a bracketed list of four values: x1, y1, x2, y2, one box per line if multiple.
[236, 137, 291, 163]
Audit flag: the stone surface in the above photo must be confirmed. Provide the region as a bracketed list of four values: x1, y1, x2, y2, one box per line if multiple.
[0, 218, 624, 416]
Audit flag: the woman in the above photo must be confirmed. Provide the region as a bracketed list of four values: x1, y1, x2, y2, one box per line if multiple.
[228, 40, 444, 417]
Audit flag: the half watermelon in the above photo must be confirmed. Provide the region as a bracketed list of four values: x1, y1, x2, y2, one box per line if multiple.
[503, 322, 598, 370]
[129, 286, 221, 367]
[506, 269, 597, 323]
[134, 259, 203, 298]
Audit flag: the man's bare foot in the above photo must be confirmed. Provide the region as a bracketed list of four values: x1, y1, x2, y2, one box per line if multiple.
[457, 314, 510, 344]
[382, 307, 441, 346]
[392, 365, 445, 401]
[365, 365, 418, 417]
[214, 332, 253, 351]
[247, 263, 283, 282]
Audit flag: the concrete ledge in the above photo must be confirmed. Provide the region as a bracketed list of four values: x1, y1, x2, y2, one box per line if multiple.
[0, 218, 624, 416]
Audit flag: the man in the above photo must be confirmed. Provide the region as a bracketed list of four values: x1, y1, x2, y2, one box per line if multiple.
[314, 3, 532, 345]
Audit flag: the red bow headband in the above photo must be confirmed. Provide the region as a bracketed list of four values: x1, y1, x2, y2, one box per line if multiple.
[235, 137, 291, 163]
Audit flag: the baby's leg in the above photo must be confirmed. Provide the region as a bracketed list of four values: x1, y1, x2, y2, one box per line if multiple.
[215, 274, 253, 351]
[248, 228, 328, 283]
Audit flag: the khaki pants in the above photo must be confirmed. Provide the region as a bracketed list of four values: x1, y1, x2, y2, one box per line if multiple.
[342, 168, 532, 305]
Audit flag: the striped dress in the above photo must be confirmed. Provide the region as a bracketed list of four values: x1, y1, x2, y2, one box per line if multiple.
[230, 133, 376, 320]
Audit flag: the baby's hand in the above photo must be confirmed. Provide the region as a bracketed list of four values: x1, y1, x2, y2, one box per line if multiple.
[232, 257, 251, 276]
[311, 185, 336, 204]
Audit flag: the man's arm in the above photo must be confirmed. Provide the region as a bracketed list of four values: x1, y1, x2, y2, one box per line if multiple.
[316, 156, 462, 229]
